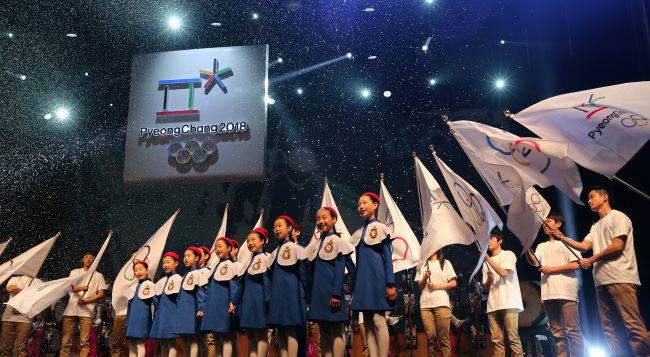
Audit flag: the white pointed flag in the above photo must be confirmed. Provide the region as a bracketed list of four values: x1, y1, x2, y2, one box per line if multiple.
[10, 232, 112, 318]
[449, 121, 583, 204]
[433, 154, 503, 281]
[0, 239, 11, 258]
[513, 82, 650, 178]
[414, 157, 474, 272]
[207, 206, 228, 272]
[0, 235, 58, 286]
[312, 181, 351, 243]
[378, 179, 421, 272]
[111, 211, 179, 315]
[238, 210, 264, 266]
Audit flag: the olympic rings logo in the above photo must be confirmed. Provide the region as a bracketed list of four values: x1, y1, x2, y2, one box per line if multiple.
[621, 114, 648, 128]
[429, 192, 450, 210]
[168, 140, 217, 164]
[486, 136, 551, 174]
[453, 183, 486, 229]
[497, 172, 515, 189]
[528, 192, 546, 213]
[122, 246, 151, 282]
[390, 237, 409, 262]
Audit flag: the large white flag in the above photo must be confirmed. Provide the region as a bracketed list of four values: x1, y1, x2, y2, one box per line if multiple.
[207, 206, 228, 272]
[10, 232, 112, 318]
[484, 163, 550, 255]
[112, 211, 179, 315]
[513, 82, 650, 178]
[414, 157, 474, 272]
[449, 121, 583, 204]
[433, 154, 503, 281]
[238, 210, 264, 266]
[0, 234, 59, 286]
[312, 181, 351, 243]
[0, 239, 12, 258]
[378, 179, 421, 272]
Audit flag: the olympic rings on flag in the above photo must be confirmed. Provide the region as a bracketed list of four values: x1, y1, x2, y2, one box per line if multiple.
[453, 182, 487, 229]
[486, 136, 551, 174]
[168, 140, 217, 164]
[621, 114, 648, 128]
[528, 193, 546, 213]
[390, 237, 409, 262]
[123, 246, 151, 281]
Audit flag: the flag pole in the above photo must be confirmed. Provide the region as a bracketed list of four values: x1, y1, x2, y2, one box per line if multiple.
[413, 152, 427, 230]
[612, 176, 650, 202]
[441, 117, 543, 266]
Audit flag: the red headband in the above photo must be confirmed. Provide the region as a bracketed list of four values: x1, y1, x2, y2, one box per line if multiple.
[320, 206, 338, 218]
[163, 252, 180, 262]
[133, 260, 148, 268]
[362, 192, 380, 205]
[199, 246, 211, 259]
[217, 237, 233, 248]
[187, 246, 202, 257]
[252, 228, 269, 240]
[277, 215, 295, 227]
[229, 239, 240, 249]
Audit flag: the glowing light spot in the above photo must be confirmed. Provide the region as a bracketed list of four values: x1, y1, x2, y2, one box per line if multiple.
[346, 53, 352, 58]
[590, 348, 605, 357]
[66, 33, 77, 38]
[297, 88, 303, 95]
[56, 108, 69, 120]
[8, 33, 13, 38]
[20, 75, 26, 80]
[368, 55, 377, 59]
[500, 39, 505, 45]
[211, 23, 222, 27]
[429, 79, 436, 85]
[496, 80, 505, 88]
[362, 89, 370, 97]
[278, 57, 283, 63]
[169, 17, 181, 29]
[44, 113, 52, 120]
[252, 13, 259, 19]
[363, 8, 375, 12]
[384, 91, 392, 97]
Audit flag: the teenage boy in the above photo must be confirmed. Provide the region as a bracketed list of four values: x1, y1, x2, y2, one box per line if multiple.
[526, 212, 584, 357]
[0, 275, 43, 357]
[555, 186, 650, 356]
[481, 229, 523, 357]
[61, 250, 106, 357]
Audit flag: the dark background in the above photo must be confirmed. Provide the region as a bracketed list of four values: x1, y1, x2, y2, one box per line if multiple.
[1, 0, 649, 352]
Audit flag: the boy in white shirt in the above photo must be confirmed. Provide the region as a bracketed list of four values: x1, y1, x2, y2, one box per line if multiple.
[0, 275, 43, 357]
[526, 212, 584, 357]
[482, 229, 523, 357]
[556, 186, 650, 356]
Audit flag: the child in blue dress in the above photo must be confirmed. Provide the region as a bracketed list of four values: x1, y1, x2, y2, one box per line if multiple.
[197, 245, 212, 357]
[350, 192, 396, 357]
[239, 228, 271, 357]
[201, 237, 244, 357]
[268, 215, 307, 357]
[172, 247, 207, 357]
[125, 260, 156, 357]
[306, 207, 354, 357]
[151, 252, 182, 357]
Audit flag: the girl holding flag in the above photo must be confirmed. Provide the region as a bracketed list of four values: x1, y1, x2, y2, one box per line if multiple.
[150, 252, 182, 357]
[350, 192, 396, 357]
[125, 261, 155, 357]
[306, 207, 354, 357]
[172, 247, 207, 357]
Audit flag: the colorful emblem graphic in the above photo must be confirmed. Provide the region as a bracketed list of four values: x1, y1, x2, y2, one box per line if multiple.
[143, 286, 150, 296]
[187, 274, 194, 286]
[369, 227, 378, 239]
[324, 239, 334, 253]
[281, 246, 292, 260]
[253, 259, 261, 271]
[167, 281, 174, 291]
[220, 264, 229, 275]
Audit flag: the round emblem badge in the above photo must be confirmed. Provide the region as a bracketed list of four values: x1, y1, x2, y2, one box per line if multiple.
[220, 264, 229, 275]
[253, 259, 261, 271]
[167, 282, 174, 291]
[281, 246, 291, 260]
[324, 239, 334, 253]
[370, 227, 378, 239]
[187, 274, 194, 286]
[143, 286, 150, 296]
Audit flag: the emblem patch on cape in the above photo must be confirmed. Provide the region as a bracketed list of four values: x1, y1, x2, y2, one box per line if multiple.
[143, 286, 150, 296]
[220, 264, 229, 275]
[167, 281, 174, 291]
[281, 246, 291, 260]
[187, 274, 194, 286]
[253, 259, 261, 271]
[370, 227, 378, 239]
[324, 239, 334, 253]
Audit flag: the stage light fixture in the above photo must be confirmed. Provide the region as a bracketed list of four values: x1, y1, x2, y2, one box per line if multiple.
[429, 79, 436, 85]
[297, 88, 303, 95]
[346, 53, 352, 58]
[20, 75, 26, 80]
[253, 13, 259, 19]
[8, 33, 13, 38]
[383, 91, 391, 97]
[500, 40, 505, 45]
[56, 108, 69, 120]
[590, 348, 605, 357]
[362, 89, 370, 97]
[422, 37, 432, 51]
[44, 113, 52, 120]
[496, 80, 505, 88]
[169, 17, 181, 29]
[278, 58, 283, 63]
[84, 72, 89, 77]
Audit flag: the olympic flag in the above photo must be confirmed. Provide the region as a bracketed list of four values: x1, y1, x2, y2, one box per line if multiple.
[414, 157, 474, 272]
[449, 121, 583, 204]
[0, 239, 11, 258]
[379, 179, 421, 272]
[237, 210, 264, 267]
[10, 232, 112, 318]
[112, 211, 179, 315]
[0, 234, 58, 286]
[207, 206, 228, 273]
[312, 181, 351, 243]
[433, 154, 503, 281]
[513, 81, 650, 178]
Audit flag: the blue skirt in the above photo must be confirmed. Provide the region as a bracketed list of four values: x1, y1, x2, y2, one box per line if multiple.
[350, 239, 395, 312]
[267, 263, 305, 326]
[308, 254, 348, 322]
[201, 279, 239, 333]
[172, 287, 203, 335]
[239, 272, 269, 329]
[150, 292, 180, 339]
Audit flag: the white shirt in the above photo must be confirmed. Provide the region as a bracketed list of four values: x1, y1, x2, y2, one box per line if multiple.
[2, 276, 43, 323]
[534, 240, 582, 301]
[63, 268, 106, 318]
[415, 259, 456, 309]
[481, 250, 524, 313]
[585, 210, 640, 287]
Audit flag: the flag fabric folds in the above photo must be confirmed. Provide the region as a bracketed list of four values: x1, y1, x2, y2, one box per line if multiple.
[448, 120, 583, 204]
[10, 232, 112, 318]
[513, 81, 650, 178]
[0, 235, 58, 286]
[237, 211, 264, 266]
[378, 179, 421, 272]
[112, 211, 179, 315]
[312, 181, 351, 243]
[207, 207, 228, 272]
[433, 154, 503, 281]
[414, 157, 474, 272]
[0, 239, 11, 258]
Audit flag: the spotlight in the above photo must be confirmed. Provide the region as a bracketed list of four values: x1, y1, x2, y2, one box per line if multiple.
[383, 91, 392, 97]
[211, 22, 222, 27]
[426, 0, 434, 3]
[496, 80, 505, 88]
[346, 53, 352, 58]
[8, 33, 13, 38]
[66, 33, 77, 38]
[368, 55, 377, 59]
[500, 39, 505, 45]
[20, 75, 26, 80]
[422, 37, 432, 51]
[265, 96, 275, 105]
[422, 45, 428, 51]
[252, 13, 259, 19]
[44, 113, 52, 120]
[362, 89, 370, 97]
[56, 108, 69, 120]
[363, 8, 375, 12]
[169, 17, 181, 29]
[297, 88, 303, 95]
[589, 348, 605, 357]
[429, 79, 436, 85]
[84, 72, 89, 77]
[278, 57, 283, 63]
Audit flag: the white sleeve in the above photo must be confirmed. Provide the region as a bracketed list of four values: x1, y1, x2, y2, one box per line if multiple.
[534, 244, 543, 264]
[97, 273, 107, 291]
[585, 224, 596, 242]
[445, 260, 457, 281]
[611, 212, 631, 239]
[502, 252, 517, 274]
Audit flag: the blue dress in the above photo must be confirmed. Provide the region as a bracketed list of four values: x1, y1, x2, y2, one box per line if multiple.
[201, 259, 243, 333]
[150, 273, 182, 339]
[239, 252, 272, 329]
[125, 279, 155, 339]
[172, 267, 207, 335]
[267, 240, 308, 327]
[307, 232, 351, 322]
[350, 219, 395, 311]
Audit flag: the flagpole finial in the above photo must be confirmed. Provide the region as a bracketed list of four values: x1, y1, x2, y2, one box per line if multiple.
[412, 151, 417, 157]
[260, 208, 264, 214]
[449, 128, 456, 135]
[504, 110, 512, 117]
[7, 237, 12, 242]
[225, 203, 229, 209]
[429, 145, 435, 153]
[380, 173, 384, 181]
[176, 209, 180, 214]
[109, 230, 114, 235]
[442, 115, 449, 123]
[324, 177, 328, 183]
[56, 232, 61, 238]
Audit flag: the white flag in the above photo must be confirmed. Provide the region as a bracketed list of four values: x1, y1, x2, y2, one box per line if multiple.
[414, 157, 474, 272]
[238, 211, 264, 266]
[0, 235, 58, 286]
[111, 211, 179, 315]
[434, 154, 503, 281]
[0, 239, 11, 258]
[513, 82, 650, 178]
[312, 181, 351, 243]
[484, 163, 550, 255]
[378, 180, 421, 272]
[207, 207, 228, 272]
[10, 232, 112, 318]
[449, 120, 583, 204]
